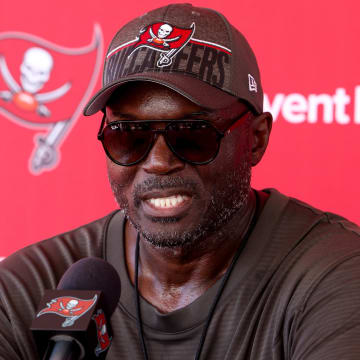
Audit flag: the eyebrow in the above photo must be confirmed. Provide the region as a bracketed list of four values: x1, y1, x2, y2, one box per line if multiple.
[107, 110, 215, 121]
[189, 111, 213, 117]
[108, 112, 136, 120]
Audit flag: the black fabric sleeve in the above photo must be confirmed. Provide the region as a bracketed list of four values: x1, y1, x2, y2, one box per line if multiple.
[290, 255, 360, 360]
[0, 213, 110, 359]
[0, 300, 23, 360]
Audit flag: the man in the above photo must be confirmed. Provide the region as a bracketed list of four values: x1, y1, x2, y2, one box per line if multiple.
[1, 3, 360, 359]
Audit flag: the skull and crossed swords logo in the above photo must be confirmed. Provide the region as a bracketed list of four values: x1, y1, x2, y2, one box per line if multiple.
[0, 26, 103, 174]
[0, 47, 71, 118]
[126, 22, 195, 67]
[147, 24, 180, 47]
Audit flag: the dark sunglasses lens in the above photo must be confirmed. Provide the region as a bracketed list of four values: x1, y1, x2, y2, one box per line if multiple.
[166, 122, 219, 164]
[102, 124, 152, 165]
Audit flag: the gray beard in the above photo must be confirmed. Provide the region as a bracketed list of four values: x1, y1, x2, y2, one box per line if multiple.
[109, 160, 251, 251]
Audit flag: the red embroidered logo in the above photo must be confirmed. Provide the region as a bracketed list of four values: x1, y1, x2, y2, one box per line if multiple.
[92, 309, 112, 356]
[36, 295, 97, 327]
[128, 22, 195, 67]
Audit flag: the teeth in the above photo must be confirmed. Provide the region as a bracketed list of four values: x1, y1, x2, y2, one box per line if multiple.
[148, 195, 189, 209]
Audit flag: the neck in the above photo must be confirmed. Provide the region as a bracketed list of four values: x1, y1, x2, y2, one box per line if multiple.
[125, 189, 259, 313]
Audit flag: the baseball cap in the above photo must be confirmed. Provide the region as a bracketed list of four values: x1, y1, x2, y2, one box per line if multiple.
[83, 3, 263, 116]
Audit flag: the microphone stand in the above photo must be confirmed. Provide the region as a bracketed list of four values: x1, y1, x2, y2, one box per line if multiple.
[43, 337, 83, 360]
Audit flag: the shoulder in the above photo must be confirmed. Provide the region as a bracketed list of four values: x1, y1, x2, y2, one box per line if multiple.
[0, 211, 120, 359]
[285, 192, 360, 260]
[262, 189, 360, 311]
[265, 188, 360, 250]
[284, 199, 360, 359]
[0, 211, 119, 282]
[261, 190, 360, 358]
[285, 195, 360, 304]
[260, 189, 360, 275]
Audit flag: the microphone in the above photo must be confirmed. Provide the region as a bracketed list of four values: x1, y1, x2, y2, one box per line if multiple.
[31, 257, 121, 359]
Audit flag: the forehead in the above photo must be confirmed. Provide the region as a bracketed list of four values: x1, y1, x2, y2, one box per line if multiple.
[105, 81, 249, 119]
[106, 81, 204, 116]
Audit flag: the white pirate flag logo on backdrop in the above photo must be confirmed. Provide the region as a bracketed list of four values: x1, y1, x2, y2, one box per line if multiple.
[0, 25, 103, 174]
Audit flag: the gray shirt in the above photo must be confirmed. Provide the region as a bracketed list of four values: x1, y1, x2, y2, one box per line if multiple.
[1, 189, 360, 359]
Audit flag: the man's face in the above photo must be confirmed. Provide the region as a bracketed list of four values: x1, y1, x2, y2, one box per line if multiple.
[105, 82, 252, 249]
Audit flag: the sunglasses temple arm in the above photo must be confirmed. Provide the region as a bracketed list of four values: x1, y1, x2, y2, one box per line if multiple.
[97, 114, 106, 139]
[226, 111, 251, 135]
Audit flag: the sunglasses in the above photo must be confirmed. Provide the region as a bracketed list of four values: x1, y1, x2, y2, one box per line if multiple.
[97, 110, 251, 166]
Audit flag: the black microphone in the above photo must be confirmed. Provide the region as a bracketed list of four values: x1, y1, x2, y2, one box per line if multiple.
[31, 257, 121, 359]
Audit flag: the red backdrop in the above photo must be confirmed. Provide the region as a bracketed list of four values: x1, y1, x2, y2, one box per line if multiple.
[0, 0, 359, 258]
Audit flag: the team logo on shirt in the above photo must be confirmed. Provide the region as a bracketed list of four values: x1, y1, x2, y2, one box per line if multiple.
[92, 309, 112, 355]
[36, 295, 97, 327]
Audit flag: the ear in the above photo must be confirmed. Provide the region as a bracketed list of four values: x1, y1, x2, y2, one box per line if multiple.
[250, 112, 272, 166]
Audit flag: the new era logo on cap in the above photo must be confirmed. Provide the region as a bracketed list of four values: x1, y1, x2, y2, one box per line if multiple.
[248, 74, 257, 92]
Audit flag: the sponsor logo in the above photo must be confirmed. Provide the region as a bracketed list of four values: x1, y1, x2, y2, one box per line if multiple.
[265, 86, 360, 124]
[92, 309, 112, 356]
[37, 295, 97, 327]
[0, 25, 103, 174]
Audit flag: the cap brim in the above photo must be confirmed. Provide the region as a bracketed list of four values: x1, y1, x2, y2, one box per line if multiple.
[83, 72, 238, 116]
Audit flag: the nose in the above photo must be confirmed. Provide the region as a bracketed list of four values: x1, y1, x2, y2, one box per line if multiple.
[142, 134, 185, 175]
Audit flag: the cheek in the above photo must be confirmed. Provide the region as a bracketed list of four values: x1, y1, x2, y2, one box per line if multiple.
[212, 137, 251, 174]
[232, 142, 251, 167]
[106, 158, 137, 191]
[224, 127, 252, 167]
[195, 137, 251, 190]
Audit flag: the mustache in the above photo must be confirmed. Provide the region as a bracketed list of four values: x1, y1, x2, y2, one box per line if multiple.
[133, 176, 199, 204]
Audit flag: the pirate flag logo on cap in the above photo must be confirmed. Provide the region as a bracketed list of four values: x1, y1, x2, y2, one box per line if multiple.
[128, 22, 195, 67]
[0, 25, 103, 174]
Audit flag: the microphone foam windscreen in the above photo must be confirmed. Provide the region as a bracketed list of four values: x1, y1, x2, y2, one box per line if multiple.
[57, 257, 121, 317]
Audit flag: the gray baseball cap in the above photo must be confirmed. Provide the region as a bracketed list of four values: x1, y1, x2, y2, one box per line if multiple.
[83, 3, 263, 116]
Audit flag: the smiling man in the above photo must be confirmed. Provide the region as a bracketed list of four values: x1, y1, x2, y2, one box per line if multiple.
[1, 3, 360, 360]
[102, 81, 265, 318]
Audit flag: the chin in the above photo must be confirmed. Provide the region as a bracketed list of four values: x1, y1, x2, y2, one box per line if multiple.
[134, 224, 206, 250]
[110, 159, 252, 250]
[125, 211, 203, 247]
